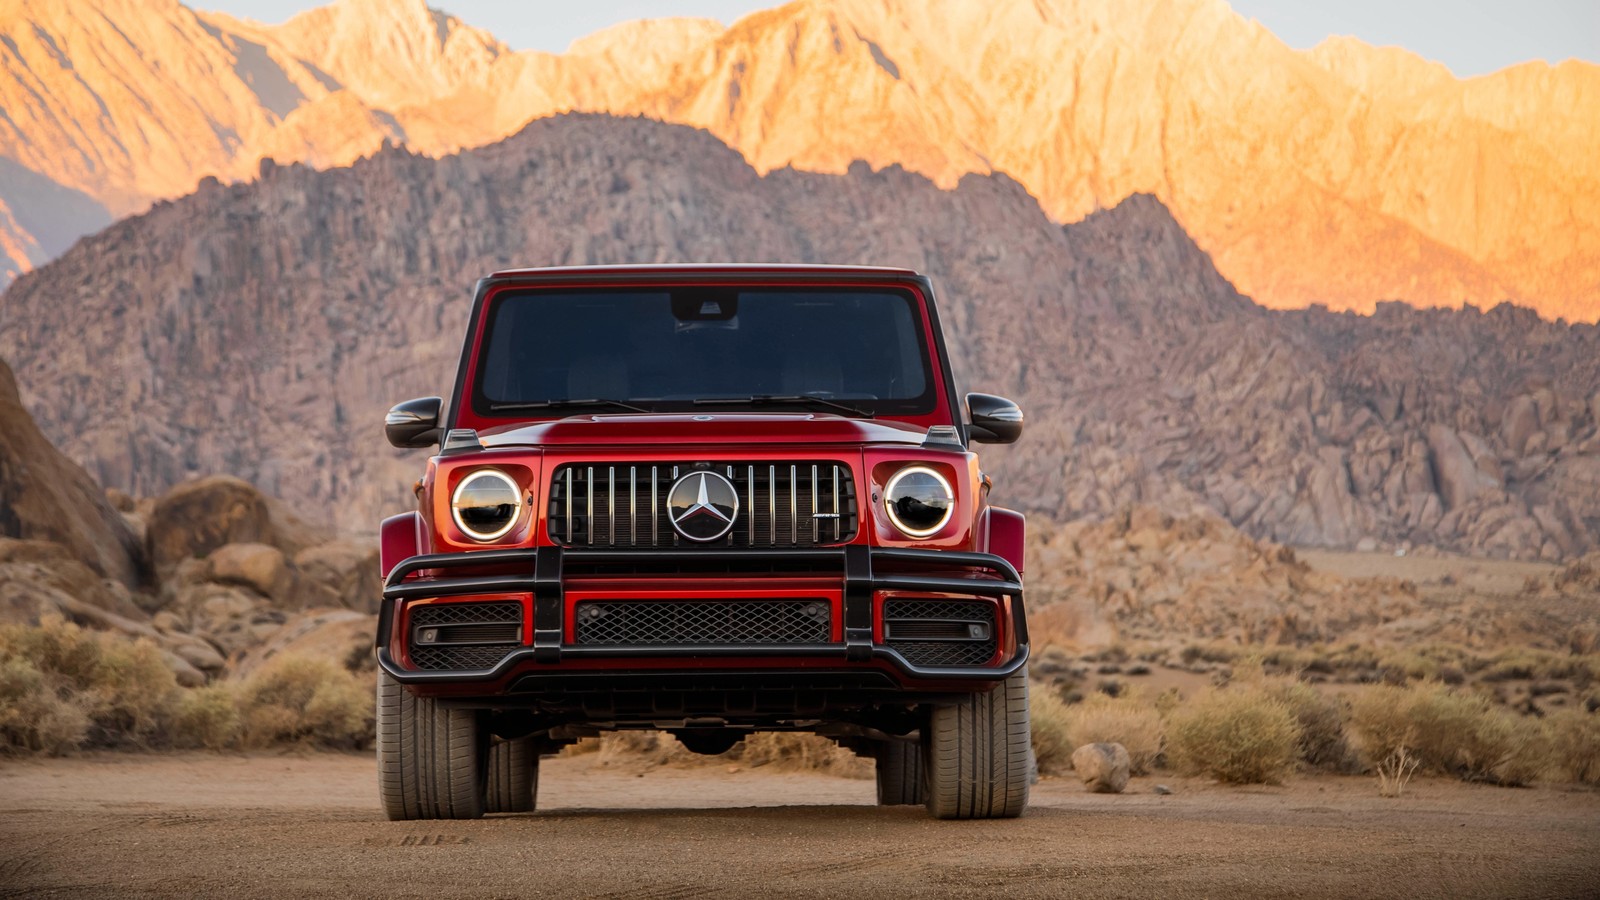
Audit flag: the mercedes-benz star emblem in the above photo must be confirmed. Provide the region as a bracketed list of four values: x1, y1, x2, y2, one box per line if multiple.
[667, 470, 740, 542]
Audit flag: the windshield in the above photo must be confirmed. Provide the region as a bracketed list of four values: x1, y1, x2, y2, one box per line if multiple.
[471, 288, 935, 417]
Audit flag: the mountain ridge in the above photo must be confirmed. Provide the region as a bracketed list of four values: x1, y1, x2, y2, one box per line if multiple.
[0, 0, 1594, 317]
[3, 112, 1596, 561]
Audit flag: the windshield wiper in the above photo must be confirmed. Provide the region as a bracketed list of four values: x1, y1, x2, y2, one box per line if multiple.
[692, 394, 874, 419]
[488, 398, 649, 414]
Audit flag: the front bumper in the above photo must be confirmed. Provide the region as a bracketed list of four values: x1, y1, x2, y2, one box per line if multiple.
[375, 546, 1028, 687]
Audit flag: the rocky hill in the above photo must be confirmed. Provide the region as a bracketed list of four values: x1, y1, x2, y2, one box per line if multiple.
[3, 114, 1597, 560]
[0, 0, 1595, 319]
[2, 351, 379, 684]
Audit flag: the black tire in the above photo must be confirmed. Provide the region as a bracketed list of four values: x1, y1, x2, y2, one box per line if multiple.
[923, 672, 1031, 819]
[377, 671, 486, 820]
[875, 739, 925, 806]
[485, 737, 539, 814]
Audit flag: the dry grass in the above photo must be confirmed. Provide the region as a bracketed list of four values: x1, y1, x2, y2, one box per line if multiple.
[1028, 683, 1076, 774]
[1059, 691, 1165, 775]
[1545, 708, 1600, 785]
[581, 731, 870, 777]
[1165, 687, 1301, 784]
[234, 655, 373, 750]
[0, 619, 370, 754]
[1349, 683, 1548, 786]
[0, 617, 179, 754]
[1214, 663, 1361, 773]
[1376, 747, 1421, 797]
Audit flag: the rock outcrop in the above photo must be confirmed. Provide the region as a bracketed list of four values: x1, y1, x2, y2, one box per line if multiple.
[4, 114, 1596, 559]
[1, 0, 1595, 319]
[1, 352, 378, 682]
[0, 357, 143, 587]
[1027, 506, 1420, 647]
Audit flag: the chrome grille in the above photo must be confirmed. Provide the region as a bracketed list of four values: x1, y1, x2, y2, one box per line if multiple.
[549, 462, 857, 548]
[883, 599, 998, 667]
[574, 599, 832, 645]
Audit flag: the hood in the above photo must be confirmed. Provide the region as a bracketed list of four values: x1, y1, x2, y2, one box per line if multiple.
[477, 412, 930, 448]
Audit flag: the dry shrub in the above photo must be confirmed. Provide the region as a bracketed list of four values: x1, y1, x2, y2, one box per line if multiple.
[586, 730, 869, 777]
[235, 655, 373, 750]
[1350, 683, 1547, 786]
[0, 656, 90, 754]
[1061, 691, 1164, 775]
[0, 617, 179, 752]
[732, 733, 870, 778]
[1546, 708, 1600, 785]
[173, 685, 240, 751]
[1028, 684, 1075, 774]
[592, 730, 692, 765]
[1166, 688, 1301, 784]
[1256, 678, 1355, 772]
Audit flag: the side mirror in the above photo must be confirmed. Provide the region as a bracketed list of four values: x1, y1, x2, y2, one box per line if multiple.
[386, 397, 443, 448]
[967, 393, 1024, 444]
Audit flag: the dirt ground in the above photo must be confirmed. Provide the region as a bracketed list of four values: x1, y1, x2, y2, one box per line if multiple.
[2, 753, 1597, 899]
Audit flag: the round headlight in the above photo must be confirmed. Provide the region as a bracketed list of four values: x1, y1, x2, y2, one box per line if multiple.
[451, 469, 522, 541]
[884, 465, 954, 538]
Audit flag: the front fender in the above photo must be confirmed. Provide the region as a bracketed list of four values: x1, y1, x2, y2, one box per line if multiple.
[979, 507, 1025, 576]
[380, 512, 423, 579]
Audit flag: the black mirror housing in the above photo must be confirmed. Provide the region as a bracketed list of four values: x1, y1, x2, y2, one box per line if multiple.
[386, 397, 444, 448]
[967, 393, 1024, 444]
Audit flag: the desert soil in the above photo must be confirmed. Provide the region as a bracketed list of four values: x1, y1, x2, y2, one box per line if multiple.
[1, 753, 1596, 899]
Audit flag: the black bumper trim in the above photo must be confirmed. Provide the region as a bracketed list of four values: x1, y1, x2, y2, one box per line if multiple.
[376, 642, 1030, 685]
[378, 546, 1026, 682]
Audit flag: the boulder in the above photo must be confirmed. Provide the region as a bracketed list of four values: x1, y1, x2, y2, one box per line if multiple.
[1072, 742, 1131, 794]
[0, 358, 144, 588]
[167, 581, 287, 657]
[228, 609, 376, 679]
[1427, 426, 1495, 510]
[293, 541, 381, 612]
[0, 538, 140, 618]
[207, 542, 288, 599]
[146, 476, 276, 578]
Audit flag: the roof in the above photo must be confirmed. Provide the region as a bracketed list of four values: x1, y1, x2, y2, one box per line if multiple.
[484, 263, 921, 280]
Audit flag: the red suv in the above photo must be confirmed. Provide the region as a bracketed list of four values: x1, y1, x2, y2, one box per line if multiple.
[377, 265, 1031, 819]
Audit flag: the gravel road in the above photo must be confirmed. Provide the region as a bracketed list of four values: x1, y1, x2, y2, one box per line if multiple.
[2, 753, 1597, 898]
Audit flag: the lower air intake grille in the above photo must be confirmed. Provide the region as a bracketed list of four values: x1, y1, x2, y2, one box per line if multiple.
[883, 599, 998, 668]
[408, 601, 523, 671]
[574, 599, 831, 646]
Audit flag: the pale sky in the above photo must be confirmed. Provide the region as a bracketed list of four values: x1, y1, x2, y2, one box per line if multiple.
[200, 0, 1598, 78]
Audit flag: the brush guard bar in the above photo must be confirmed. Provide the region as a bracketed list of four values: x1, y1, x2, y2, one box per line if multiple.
[375, 546, 1028, 684]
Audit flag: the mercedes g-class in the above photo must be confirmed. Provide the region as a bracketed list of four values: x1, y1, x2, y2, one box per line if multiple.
[377, 265, 1030, 819]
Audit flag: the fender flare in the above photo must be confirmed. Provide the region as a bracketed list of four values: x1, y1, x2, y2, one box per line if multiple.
[380, 512, 423, 580]
[978, 507, 1025, 576]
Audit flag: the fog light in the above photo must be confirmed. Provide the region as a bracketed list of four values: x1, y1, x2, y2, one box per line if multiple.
[968, 623, 989, 640]
[418, 628, 440, 644]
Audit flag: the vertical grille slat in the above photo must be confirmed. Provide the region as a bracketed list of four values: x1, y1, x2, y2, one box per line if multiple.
[550, 461, 857, 549]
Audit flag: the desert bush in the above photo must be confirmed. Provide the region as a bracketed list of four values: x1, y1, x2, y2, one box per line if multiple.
[0, 617, 179, 751]
[1546, 708, 1600, 785]
[1028, 683, 1075, 774]
[1061, 691, 1164, 775]
[1165, 688, 1300, 784]
[173, 684, 241, 751]
[1262, 679, 1356, 772]
[0, 656, 91, 754]
[234, 655, 373, 750]
[732, 733, 871, 778]
[1349, 682, 1547, 786]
